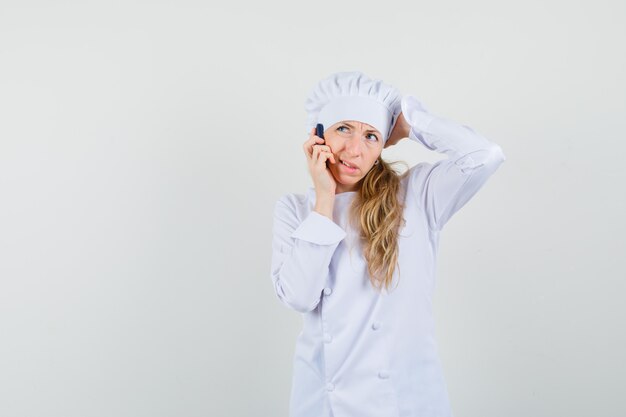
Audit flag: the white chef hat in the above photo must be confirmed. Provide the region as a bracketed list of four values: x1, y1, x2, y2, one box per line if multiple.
[304, 71, 403, 143]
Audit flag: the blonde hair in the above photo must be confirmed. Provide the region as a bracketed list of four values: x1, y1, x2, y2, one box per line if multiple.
[347, 157, 410, 292]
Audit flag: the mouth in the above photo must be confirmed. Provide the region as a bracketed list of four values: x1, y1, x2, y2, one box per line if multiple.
[339, 159, 358, 173]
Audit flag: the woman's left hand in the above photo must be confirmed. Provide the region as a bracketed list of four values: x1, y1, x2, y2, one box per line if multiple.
[384, 111, 411, 148]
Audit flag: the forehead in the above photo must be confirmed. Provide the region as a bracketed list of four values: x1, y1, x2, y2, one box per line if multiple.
[338, 120, 379, 132]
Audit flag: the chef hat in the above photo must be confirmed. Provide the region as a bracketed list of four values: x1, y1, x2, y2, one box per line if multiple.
[304, 71, 403, 143]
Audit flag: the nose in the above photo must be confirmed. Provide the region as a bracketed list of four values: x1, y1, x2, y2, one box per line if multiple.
[343, 132, 364, 156]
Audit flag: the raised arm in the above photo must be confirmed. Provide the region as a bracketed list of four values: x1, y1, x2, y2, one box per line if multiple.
[403, 95, 506, 232]
[270, 195, 346, 313]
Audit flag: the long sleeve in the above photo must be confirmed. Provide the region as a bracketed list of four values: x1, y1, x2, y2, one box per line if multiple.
[270, 195, 347, 313]
[402, 95, 506, 232]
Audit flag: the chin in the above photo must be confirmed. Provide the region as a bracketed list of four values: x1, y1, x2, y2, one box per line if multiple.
[332, 172, 362, 185]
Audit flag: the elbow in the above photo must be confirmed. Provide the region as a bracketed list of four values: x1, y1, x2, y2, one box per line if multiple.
[456, 144, 506, 174]
[474, 144, 506, 174]
[476, 144, 506, 165]
[473, 144, 507, 168]
[272, 276, 320, 313]
[284, 298, 319, 314]
[490, 143, 506, 163]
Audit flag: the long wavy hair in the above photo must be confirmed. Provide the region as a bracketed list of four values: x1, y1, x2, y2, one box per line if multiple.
[346, 157, 410, 292]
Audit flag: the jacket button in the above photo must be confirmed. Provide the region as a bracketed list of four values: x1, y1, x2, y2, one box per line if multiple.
[371, 321, 381, 330]
[326, 382, 335, 391]
[323, 287, 332, 296]
[323, 334, 332, 343]
[378, 370, 390, 379]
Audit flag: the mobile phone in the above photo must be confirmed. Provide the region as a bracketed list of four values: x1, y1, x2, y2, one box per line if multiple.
[315, 123, 329, 168]
[316, 123, 325, 140]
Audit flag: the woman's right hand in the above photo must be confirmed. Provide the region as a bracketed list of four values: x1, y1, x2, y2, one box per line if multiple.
[303, 127, 337, 197]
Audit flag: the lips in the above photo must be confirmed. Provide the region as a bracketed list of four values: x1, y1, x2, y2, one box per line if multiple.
[340, 159, 359, 170]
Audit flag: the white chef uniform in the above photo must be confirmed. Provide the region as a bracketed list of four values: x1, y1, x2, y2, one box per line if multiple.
[270, 94, 506, 417]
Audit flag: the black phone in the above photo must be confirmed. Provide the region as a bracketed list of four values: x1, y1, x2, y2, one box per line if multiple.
[315, 123, 329, 168]
[316, 123, 325, 140]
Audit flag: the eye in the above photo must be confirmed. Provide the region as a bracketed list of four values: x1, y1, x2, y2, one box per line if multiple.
[337, 125, 378, 141]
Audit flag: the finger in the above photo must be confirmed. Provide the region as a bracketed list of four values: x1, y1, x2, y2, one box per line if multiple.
[310, 144, 323, 165]
[305, 138, 326, 159]
[304, 129, 324, 144]
[312, 146, 325, 165]
[303, 128, 316, 151]
[316, 149, 328, 167]
[315, 144, 332, 154]
[311, 137, 324, 148]
[316, 147, 336, 165]
[308, 127, 322, 142]
[321, 148, 335, 163]
[308, 143, 328, 160]
[310, 137, 324, 149]
[304, 138, 319, 159]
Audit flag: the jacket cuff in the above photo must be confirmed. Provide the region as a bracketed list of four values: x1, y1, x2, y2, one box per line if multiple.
[290, 211, 347, 245]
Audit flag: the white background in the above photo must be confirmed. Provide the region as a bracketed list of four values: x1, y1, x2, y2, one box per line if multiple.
[1, 1, 624, 416]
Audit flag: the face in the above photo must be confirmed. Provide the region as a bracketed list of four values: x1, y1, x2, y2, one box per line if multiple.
[323, 120, 383, 193]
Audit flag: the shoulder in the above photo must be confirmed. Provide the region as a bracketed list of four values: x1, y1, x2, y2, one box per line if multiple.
[406, 160, 437, 177]
[273, 188, 313, 218]
[401, 161, 435, 189]
[274, 191, 306, 209]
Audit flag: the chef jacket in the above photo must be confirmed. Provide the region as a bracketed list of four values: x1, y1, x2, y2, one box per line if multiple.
[270, 98, 506, 417]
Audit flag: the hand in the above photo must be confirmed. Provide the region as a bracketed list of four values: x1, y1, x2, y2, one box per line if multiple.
[384, 111, 411, 149]
[303, 127, 337, 197]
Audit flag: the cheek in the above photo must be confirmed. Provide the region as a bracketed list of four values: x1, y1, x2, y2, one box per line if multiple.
[325, 139, 340, 153]
[322, 133, 337, 144]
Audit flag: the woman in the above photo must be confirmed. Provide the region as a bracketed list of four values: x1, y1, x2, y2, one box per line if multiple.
[270, 71, 506, 417]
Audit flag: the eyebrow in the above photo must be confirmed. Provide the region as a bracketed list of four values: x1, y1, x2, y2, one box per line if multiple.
[341, 122, 379, 134]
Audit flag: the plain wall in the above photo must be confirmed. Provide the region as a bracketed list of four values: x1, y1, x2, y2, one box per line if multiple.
[1, 1, 624, 416]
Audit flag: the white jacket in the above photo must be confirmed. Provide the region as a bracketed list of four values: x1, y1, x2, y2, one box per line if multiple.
[270, 96, 506, 417]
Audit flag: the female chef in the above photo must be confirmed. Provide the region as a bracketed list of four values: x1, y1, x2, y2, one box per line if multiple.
[270, 71, 506, 417]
